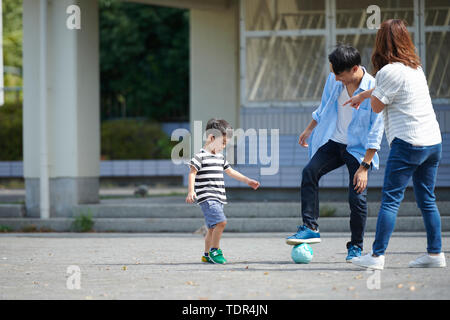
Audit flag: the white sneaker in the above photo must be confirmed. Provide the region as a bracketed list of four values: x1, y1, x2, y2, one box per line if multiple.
[408, 253, 447, 268]
[352, 253, 385, 270]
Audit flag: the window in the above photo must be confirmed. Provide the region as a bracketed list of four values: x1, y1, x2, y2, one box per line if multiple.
[242, 0, 327, 105]
[336, 0, 415, 75]
[424, 0, 450, 99]
[240, 0, 450, 106]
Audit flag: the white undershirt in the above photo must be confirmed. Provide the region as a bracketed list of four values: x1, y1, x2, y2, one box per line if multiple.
[331, 87, 354, 145]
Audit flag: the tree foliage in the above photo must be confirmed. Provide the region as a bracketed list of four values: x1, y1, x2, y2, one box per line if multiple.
[0, 0, 188, 160]
[99, 0, 189, 122]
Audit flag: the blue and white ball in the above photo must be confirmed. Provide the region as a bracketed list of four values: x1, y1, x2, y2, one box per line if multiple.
[291, 243, 313, 264]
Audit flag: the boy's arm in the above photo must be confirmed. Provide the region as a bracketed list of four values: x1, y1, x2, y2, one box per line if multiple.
[186, 166, 198, 203]
[225, 168, 260, 190]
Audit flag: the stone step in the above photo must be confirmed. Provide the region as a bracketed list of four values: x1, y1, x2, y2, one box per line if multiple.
[0, 204, 25, 218]
[71, 201, 450, 218]
[2, 201, 449, 220]
[0, 216, 449, 232]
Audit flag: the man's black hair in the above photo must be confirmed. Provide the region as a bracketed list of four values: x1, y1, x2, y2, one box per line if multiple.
[328, 44, 361, 75]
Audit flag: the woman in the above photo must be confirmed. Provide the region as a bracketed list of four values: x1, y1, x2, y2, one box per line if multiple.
[344, 19, 446, 269]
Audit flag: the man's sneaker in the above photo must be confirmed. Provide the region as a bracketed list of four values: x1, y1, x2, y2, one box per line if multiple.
[352, 253, 385, 270]
[209, 249, 227, 264]
[286, 225, 321, 245]
[408, 253, 446, 268]
[346, 244, 362, 262]
[201, 255, 213, 263]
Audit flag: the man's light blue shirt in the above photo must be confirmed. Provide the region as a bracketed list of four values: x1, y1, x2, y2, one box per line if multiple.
[308, 67, 384, 170]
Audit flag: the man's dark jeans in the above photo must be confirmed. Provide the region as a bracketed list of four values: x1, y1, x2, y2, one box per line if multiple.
[301, 139, 368, 249]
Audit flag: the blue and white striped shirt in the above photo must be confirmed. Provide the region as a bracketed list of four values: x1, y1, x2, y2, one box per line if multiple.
[189, 148, 231, 204]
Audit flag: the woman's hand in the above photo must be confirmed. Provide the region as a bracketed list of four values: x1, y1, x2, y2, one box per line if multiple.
[343, 92, 365, 109]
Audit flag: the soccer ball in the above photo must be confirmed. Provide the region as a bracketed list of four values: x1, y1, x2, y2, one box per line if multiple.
[291, 243, 313, 264]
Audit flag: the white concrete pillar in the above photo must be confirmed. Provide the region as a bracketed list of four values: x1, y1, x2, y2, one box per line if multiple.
[190, 1, 240, 149]
[23, 0, 100, 217]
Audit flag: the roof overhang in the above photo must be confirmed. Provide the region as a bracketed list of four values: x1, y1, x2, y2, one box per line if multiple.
[123, 0, 232, 11]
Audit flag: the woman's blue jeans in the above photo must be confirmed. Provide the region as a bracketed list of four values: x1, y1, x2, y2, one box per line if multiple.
[372, 138, 442, 256]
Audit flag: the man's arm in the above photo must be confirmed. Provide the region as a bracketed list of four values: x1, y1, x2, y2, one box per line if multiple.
[298, 119, 317, 147]
[225, 168, 260, 190]
[311, 72, 334, 123]
[353, 149, 377, 194]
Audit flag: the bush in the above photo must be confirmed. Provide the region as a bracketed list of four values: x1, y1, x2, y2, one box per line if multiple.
[72, 210, 95, 232]
[0, 107, 175, 161]
[0, 102, 23, 161]
[320, 205, 337, 217]
[101, 119, 176, 159]
[0, 225, 14, 233]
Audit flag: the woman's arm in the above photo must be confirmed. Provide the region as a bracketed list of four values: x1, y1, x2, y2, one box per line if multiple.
[344, 87, 386, 113]
[370, 95, 386, 114]
[343, 88, 374, 109]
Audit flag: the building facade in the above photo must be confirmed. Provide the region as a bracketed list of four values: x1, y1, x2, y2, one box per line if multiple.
[19, 0, 450, 217]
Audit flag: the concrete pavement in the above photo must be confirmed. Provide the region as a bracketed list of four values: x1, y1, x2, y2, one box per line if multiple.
[0, 232, 449, 300]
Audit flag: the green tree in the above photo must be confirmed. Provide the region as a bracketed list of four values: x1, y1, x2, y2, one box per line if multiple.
[99, 0, 189, 122]
[2, 0, 23, 97]
[0, 102, 23, 160]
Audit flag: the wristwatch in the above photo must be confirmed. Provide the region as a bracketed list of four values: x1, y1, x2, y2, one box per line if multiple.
[360, 161, 371, 170]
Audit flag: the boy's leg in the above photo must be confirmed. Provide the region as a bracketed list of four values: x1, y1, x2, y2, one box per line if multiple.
[343, 150, 368, 250]
[301, 140, 344, 230]
[209, 221, 227, 264]
[205, 227, 214, 253]
[201, 200, 228, 264]
[211, 220, 227, 249]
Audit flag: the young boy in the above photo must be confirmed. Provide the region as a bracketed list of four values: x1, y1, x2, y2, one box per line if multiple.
[186, 118, 260, 264]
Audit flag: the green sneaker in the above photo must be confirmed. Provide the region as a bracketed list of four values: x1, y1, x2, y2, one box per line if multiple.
[209, 249, 227, 264]
[201, 255, 213, 263]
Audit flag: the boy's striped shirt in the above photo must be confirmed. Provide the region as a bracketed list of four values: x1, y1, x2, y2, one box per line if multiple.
[189, 148, 231, 204]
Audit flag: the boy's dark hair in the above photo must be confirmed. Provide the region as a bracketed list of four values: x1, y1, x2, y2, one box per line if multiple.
[328, 44, 361, 75]
[206, 118, 233, 139]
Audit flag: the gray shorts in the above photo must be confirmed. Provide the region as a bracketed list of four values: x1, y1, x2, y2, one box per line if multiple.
[199, 200, 226, 229]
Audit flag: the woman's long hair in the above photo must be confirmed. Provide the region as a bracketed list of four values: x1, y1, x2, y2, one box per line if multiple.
[371, 19, 421, 75]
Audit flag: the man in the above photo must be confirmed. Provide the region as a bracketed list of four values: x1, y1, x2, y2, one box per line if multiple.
[286, 45, 384, 262]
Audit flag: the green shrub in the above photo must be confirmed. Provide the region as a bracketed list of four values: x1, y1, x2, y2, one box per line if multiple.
[0, 110, 176, 161]
[101, 119, 176, 160]
[72, 210, 95, 232]
[21, 224, 38, 232]
[320, 205, 337, 217]
[0, 225, 14, 233]
[0, 102, 23, 161]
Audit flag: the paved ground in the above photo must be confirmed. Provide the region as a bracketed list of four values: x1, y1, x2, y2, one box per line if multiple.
[0, 232, 449, 300]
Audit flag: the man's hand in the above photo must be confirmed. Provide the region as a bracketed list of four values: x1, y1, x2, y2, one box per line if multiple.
[185, 191, 197, 203]
[247, 179, 260, 190]
[353, 167, 368, 194]
[298, 129, 312, 148]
